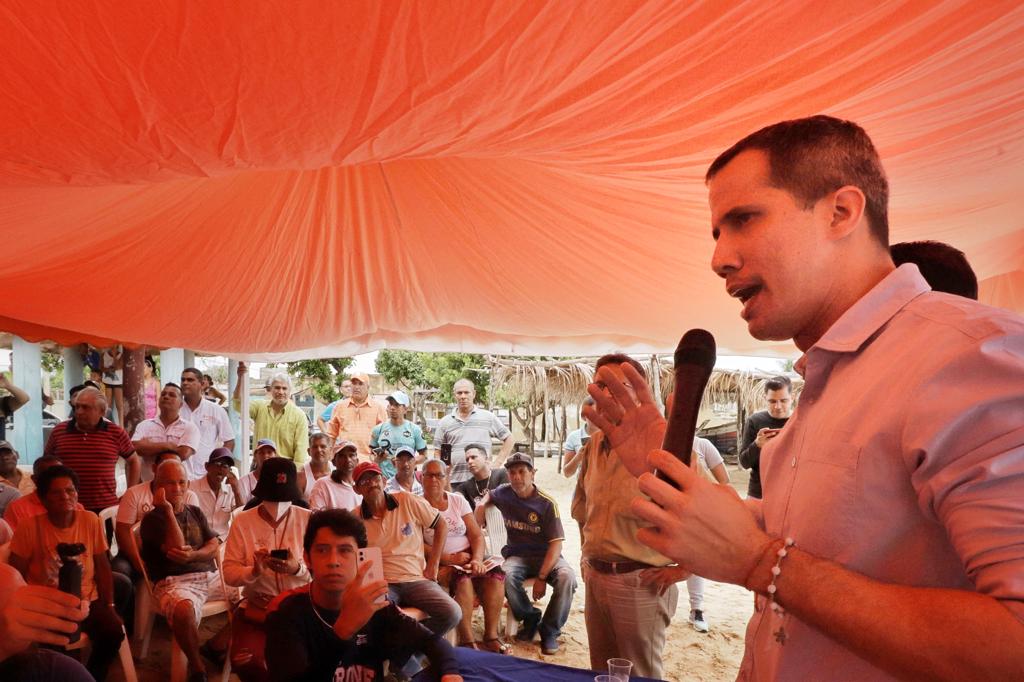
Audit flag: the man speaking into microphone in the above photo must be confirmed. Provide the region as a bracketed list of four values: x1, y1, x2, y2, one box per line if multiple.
[585, 116, 1024, 680]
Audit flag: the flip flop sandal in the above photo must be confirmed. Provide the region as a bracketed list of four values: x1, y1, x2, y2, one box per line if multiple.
[482, 638, 512, 655]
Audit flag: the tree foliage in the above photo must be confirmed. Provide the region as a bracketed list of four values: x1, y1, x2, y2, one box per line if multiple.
[375, 351, 488, 403]
[285, 358, 354, 402]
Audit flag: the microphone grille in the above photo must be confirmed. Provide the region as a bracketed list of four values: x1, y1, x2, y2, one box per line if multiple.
[673, 328, 717, 368]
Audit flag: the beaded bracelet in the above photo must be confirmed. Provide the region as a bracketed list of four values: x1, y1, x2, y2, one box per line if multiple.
[766, 537, 795, 615]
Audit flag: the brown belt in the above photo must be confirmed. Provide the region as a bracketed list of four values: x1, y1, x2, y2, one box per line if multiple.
[587, 558, 656, 575]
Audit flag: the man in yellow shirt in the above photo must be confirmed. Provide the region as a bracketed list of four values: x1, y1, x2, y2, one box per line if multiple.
[234, 363, 309, 467]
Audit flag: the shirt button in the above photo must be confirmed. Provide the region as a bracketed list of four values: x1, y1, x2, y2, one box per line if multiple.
[791, 458, 796, 468]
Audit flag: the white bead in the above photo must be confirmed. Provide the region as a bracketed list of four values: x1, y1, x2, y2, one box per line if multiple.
[778, 548, 787, 558]
[767, 585, 776, 594]
[785, 538, 794, 545]
[771, 566, 781, 576]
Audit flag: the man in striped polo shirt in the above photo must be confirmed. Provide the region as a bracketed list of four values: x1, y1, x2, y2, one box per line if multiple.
[432, 379, 513, 485]
[43, 387, 140, 513]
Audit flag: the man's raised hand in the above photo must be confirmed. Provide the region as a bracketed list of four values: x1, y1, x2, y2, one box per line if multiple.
[583, 363, 667, 478]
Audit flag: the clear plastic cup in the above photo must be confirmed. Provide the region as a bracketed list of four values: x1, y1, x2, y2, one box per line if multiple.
[595, 676, 616, 682]
[608, 658, 633, 681]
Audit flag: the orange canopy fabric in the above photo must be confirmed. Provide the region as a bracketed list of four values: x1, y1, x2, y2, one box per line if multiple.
[1, 1, 1022, 359]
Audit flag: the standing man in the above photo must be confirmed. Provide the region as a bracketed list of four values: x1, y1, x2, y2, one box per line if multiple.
[586, 116, 1024, 680]
[369, 390, 427, 477]
[738, 376, 792, 500]
[131, 383, 201, 481]
[476, 453, 576, 655]
[571, 354, 685, 678]
[433, 379, 513, 485]
[44, 387, 140, 513]
[324, 374, 386, 459]
[296, 433, 334, 501]
[233, 363, 309, 467]
[315, 378, 353, 433]
[188, 448, 244, 541]
[561, 396, 595, 479]
[309, 441, 362, 511]
[453, 444, 509, 511]
[0, 372, 29, 442]
[180, 368, 235, 480]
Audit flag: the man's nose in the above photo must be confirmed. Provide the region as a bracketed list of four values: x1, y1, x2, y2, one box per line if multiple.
[710, 237, 739, 278]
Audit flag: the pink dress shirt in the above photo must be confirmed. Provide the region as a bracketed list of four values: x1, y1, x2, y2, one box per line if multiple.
[739, 265, 1024, 681]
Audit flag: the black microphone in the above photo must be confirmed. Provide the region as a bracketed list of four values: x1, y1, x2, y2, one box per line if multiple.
[656, 329, 716, 487]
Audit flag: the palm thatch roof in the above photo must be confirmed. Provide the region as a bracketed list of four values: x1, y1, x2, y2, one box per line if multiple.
[488, 355, 802, 415]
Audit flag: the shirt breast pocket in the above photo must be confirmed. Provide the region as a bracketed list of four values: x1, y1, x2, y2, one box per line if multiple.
[790, 439, 862, 561]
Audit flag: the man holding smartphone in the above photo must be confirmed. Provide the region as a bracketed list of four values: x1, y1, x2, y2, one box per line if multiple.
[738, 375, 793, 499]
[265, 509, 463, 681]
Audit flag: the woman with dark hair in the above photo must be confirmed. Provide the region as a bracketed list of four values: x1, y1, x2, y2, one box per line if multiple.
[143, 356, 159, 419]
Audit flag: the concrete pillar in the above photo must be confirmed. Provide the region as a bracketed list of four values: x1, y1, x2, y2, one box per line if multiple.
[62, 346, 85, 419]
[160, 349, 185, 389]
[11, 337, 43, 463]
[183, 350, 196, 369]
[122, 347, 146, 435]
[228, 359, 250, 473]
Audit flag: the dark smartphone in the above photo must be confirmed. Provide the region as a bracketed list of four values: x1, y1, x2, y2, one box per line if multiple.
[269, 549, 290, 560]
[440, 443, 453, 466]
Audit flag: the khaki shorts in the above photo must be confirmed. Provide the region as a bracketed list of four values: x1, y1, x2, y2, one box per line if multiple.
[153, 571, 237, 623]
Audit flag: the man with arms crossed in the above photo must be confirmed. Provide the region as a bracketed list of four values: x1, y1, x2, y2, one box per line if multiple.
[180, 368, 235, 480]
[586, 116, 1024, 680]
[132, 383, 201, 481]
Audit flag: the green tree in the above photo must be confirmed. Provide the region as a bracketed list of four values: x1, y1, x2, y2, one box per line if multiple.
[375, 350, 427, 391]
[286, 358, 354, 402]
[375, 351, 488, 403]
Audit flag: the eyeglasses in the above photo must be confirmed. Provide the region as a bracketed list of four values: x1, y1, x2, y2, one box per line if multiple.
[422, 472, 445, 479]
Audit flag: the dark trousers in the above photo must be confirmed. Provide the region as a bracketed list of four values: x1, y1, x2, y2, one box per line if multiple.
[76, 598, 125, 681]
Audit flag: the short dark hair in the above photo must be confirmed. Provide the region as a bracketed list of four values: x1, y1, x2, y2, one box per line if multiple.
[463, 443, 489, 457]
[890, 240, 978, 300]
[203, 374, 214, 382]
[310, 432, 332, 445]
[304, 509, 368, 554]
[706, 115, 889, 245]
[32, 455, 63, 476]
[764, 376, 792, 393]
[181, 367, 203, 382]
[162, 382, 182, 395]
[68, 382, 100, 402]
[595, 353, 647, 380]
[36, 465, 79, 498]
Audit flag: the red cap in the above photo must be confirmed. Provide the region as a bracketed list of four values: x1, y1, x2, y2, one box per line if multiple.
[353, 461, 383, 483]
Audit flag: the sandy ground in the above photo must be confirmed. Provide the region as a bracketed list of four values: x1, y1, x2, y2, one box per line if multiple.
[109, 456, 752, 682]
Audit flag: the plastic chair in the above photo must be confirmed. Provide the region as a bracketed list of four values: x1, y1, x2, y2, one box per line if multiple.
[130, 523, 234, 682]
[66, 625, 138, 682]
[98, 505, 120, 554]
[482, 507, 533, 636]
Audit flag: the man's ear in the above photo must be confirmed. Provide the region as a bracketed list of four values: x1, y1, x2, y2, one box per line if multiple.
[827, 185, 867, 241]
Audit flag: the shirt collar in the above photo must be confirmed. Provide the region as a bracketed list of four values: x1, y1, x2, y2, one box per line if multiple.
[360, 491, 398, 519]
[66, 417, 110, 433]
[795, 264, 929, 375]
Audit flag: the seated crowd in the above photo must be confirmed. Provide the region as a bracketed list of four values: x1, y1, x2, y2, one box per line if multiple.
[0, 360, 725, 682]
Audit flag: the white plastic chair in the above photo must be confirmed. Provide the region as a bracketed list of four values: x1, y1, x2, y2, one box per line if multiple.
[130, 522, 234, 682]
[483, 505, 535, 637]
[98, 504, 120, 554]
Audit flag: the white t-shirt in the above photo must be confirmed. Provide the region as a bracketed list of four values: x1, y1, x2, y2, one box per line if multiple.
[693, 436, 724, 470]
[180, 398, 235, 479]
[115, 481, 200, 526]
[308, 476, 362, 512]
[132, 416, 202, 482]
[423, 491, 472, 554]
[237, 472, 258, 505]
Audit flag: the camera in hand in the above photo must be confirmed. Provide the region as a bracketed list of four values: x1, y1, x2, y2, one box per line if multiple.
[439, 443, 453, 466]
[269, 548, 290, 560]
[57, 542, 86, 643]
[372, 438, 392, 457]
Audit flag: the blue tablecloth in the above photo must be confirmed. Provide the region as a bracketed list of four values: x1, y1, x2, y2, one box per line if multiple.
[413, 647, 663, 681]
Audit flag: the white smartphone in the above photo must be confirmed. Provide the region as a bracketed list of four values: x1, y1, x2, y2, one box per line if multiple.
[356, 547, 387, 603]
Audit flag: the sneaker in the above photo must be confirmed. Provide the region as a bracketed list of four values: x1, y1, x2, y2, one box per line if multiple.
[515, 613, 540, 642]
[689, 609, 709, 633]
[540, 634, 559, 655]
